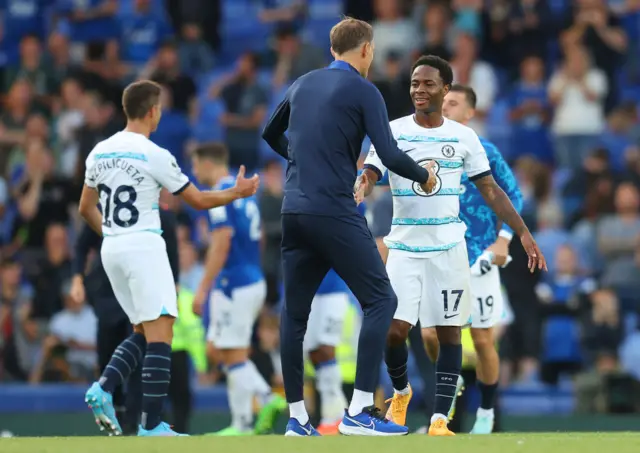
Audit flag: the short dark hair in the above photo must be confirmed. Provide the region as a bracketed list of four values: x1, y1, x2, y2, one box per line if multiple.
[330, 17, 373, 55]
[194, 142, 229, 165]
[122, 80, 162, 120]
[411, 55, 454, 88]
[449, 84, 477, 109]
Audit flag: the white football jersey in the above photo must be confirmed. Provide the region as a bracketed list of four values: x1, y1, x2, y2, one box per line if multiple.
[364, 115, 491, 258]
[84, 131, 190, 236]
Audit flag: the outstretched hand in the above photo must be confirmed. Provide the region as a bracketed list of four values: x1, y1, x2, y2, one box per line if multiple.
[234, 165, 260, 198]
[354, 172, 368, 205]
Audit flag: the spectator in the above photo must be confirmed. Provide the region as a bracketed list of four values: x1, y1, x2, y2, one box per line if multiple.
[373, 51, 413, 122]
[30, 281, 97, 384]
[371, 0, 417, 77]
[177, 22, 214, 76]
[536, 244, 595, 385]
[548, 45, 608, 170]
[46, 32, 75, 89]
[120, 0, 173, 67]
[596, 181, 640, 268]
[0, 258, 36, 381]
[55, 77, 86, 177]
[508, 55, 553, 163]
[57, 0, 119, 45]
[14, 143, 75, 251]
[507, 0, 553, 67]
[600, 236, 640, 303]
[210, 52, 268, 173]
[0, 0, 47, 65]
[259, 160, 284, 307]
[271, 24, 325, 89]
[451, 0, 483, 38]
[561, 0, 627, 111]
[178, 241, 204, 294]
[73, 90, 121, 184]
[415, 2, 452, 62]
[3, 35, 55, 98]
[28, 223, 72, 321]
[450, 33, 497, 136]
[581, 288, 622, 367]
[149, 84, 191, 168]
[145, 41, 196, 115]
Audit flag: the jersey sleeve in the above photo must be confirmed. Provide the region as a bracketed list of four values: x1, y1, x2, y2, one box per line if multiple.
[149, 149, 191, 195]
[84, 153, 97, 188]
[363, 143, 388, 181]
[486, 143, 523, 240]
[464, 131, 492, 181]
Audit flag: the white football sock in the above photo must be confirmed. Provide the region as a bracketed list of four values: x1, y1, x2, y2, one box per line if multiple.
[289, 400, 309, 425]
[245, 360, 273, 405]
[316, 361, 347, 424]
[226, 363, 254, 431]
[347, 389, 373, 417]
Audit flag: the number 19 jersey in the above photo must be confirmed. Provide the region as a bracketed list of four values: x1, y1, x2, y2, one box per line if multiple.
[364, 115, 491, 258]
[84, 131, 190, 236]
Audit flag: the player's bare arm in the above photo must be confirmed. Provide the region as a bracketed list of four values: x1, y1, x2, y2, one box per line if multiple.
[193, 227, 232, 315]
[179, 165, 260, 210]
[472, 174, 547, 272]
[78, 185, 103, 236]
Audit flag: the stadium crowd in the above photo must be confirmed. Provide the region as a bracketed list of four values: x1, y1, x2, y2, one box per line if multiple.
[0, 0, 639, 416]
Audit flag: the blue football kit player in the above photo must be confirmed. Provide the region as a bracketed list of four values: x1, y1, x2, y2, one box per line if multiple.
[431, 84, 524, 434]
[191, 143, 286, 436]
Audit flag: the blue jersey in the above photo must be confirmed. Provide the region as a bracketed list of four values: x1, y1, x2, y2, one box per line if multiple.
[208, 176, 263, 294]
[316, 202, 366, 295]
[460, 138, 523, 266]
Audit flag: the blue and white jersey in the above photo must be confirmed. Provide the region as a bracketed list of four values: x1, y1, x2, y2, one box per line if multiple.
[364, 115, 491, 258]
[460, 138, 523, 266]
[316, 202, 366, 295]
[208, 176, 263, 293]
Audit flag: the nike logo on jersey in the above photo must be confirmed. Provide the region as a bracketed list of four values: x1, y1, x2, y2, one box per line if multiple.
[347, 416, 375, 430]
[402, 147, 417, 153]
[444, 313, 459, 319]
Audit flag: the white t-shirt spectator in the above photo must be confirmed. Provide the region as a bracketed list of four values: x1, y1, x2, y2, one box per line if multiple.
[371, 19, 418, 75]
[548, 69, 608, 135]
[453, 61, 497, 136]
[49, 305, 97, 371]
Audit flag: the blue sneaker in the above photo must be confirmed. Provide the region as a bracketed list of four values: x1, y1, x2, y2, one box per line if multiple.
[138, 422, 188, 437]
[85, 382, 122, 435]
[284, 418, 321, 437]
[339, 406, 408, 436]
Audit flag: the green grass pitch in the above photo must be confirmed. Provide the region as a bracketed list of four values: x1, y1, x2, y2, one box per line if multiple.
[2, 433, 640, 453]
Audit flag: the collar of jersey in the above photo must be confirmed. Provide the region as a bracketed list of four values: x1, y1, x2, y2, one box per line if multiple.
[328, 60, 359, 74]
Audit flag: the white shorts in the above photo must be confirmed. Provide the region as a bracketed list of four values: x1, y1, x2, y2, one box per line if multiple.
[304, 292, 349, 352]
[469, 264, 505, 329]
[207, 280, 266, 349]
[101, 232, 178, 325]
[387, 241, 471, 328]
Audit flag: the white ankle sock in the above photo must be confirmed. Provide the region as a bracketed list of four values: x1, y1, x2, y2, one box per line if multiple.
[347, 389, 373, 417]
[289, 400, 309, 425]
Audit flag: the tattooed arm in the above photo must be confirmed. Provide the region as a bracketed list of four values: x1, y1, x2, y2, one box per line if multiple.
[472, 173, 528, 236]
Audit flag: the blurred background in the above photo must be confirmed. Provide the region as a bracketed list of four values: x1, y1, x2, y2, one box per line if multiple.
[0, 0, 640, 436]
